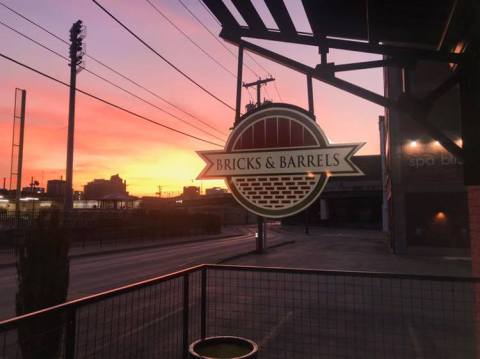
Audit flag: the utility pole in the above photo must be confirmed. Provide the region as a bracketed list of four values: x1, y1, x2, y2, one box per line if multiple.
[9, 89, 26, 224]
[65, 20, 85, 212]
[242, 76, 275, 111]
[242, 76, 276, 253]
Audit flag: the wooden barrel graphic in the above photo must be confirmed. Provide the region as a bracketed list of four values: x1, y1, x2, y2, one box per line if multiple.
[225, 104, 328, 218]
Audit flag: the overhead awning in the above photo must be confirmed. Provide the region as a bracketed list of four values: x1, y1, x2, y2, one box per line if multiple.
[202, 0, 468, 62]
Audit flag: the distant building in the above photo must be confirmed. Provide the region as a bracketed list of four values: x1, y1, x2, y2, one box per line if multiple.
[47, 179, 66, 197]
[73, 191, 84, 200]
[182, 186, 200, 200]
[284, 155, 382, 229]
[205, 187, 227, 197]
[22, 186, 45, 195]
[84, 174, 128, 200]
[384, 62, 468, 252]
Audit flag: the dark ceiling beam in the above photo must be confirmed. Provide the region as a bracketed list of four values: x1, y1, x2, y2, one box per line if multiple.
[264, 0, 296, 35]
[222, 34, 463, 160]
[230, 27, 463, 63]
[332, 58, 402, 72]
[203, 0, 241, 32]
[301, 0, 325, 38]
[231, 0, 267, 32]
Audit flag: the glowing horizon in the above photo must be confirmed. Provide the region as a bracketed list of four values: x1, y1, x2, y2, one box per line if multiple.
[0, 0, 383, 196]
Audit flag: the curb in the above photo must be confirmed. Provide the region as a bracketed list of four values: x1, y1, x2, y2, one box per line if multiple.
[217, 240, 296, 264]
[0, 233, 244, 269]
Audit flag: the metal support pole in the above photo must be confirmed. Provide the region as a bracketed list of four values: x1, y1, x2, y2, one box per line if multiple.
[304, 208, 310, 235]
[256, 216, 265, 253]
[15, 90, 26, 224]
[201, 269, 207, 340]
[307, 74, 314, 115]
[256, 82, 261, 106]
[65, 309, 77, 359]
[379, 115, 389, 232]
[65, 56, 77, 212]
[183, 274, 190, 358]
[65, 20, 84, 212]
[235, 45, 244, 125]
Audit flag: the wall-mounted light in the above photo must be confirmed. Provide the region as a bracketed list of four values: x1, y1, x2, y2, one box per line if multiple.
[410, 140, 417, 148]
[457, 139, 463, 147]
[434, 141, 440, 146]
[434, 211, 447, 222]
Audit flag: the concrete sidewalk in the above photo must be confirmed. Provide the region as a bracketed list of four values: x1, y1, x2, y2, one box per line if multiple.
[0, 225, 251, 268]
[226, 226, 472, 277]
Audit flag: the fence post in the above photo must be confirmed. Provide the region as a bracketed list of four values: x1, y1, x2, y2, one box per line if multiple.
[183, 274, 190, 359]
[201, 269, 207, 340]
[65, 309, 76, 359]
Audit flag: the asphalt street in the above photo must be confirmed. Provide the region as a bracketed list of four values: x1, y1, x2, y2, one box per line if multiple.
[0, 224, 287, 321]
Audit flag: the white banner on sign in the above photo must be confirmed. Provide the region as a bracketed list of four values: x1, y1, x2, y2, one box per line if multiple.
[197, 145, 362, 179]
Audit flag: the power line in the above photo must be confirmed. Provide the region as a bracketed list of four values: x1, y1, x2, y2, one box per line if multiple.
[0, 1, 66, 44]
[144, 0, 236, 78]
[91, 0, 235, 111]
[0, 52, 223, 147]
[178, 0, 259, 78]
[0, 20, 226, 142]
[0, 0, 227, 137]
[197, 0, 221, 25]
[187, 0, 282, 99]
[273, 81, 283, 102]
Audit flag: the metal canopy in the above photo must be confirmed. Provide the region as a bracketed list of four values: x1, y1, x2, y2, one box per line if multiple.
[203, 0, 465, 63]
[202, 0, 476, 164]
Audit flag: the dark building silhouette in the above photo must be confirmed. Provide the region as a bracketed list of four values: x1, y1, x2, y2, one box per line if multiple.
[47, 179, 66, 197]
[285, 155, 382, 228]
[205, 187, 227, 197]
[21, 186, 44, 195]
[384, 63, 468, 252]
[182, 186, 200, 200]
[84, 174, 128, 200]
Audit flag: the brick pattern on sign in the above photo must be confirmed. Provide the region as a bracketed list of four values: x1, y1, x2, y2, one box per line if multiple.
[233, 175, 320, 210]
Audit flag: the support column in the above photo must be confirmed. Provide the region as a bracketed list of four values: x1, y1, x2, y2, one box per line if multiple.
[235, 45, 244, 126]
[307, 74, 314, 116]
[14, 89, 26, 225]
[379, 115, 389, 232]
[256, 216, 265, 253]
[459, 46, 480, 272]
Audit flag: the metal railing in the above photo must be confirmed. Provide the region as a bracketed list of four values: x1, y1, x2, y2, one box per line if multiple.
[1, 264, 479, 358]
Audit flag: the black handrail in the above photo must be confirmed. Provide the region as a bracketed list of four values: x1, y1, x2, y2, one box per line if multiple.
[205, 263, 480, 282]
[0, 264, 203, 331]
[1, 263, 478, 359]
[2, 263, 479, 331]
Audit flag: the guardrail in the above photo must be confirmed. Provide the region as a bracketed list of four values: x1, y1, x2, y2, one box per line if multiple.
[1, 264, 478, 358]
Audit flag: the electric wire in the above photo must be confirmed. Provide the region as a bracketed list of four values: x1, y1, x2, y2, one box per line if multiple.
[0, 52, 223, 147]
[0, 0, 227, 136]
[178, 0, 259, 78]
[144, 0, 236, 78]
[188, 0, 283, 100]
[0, 20, 226, 142]
[91, 0, 235, 111]
[273, 80, 283, 102]
[197, 0, 221, 25]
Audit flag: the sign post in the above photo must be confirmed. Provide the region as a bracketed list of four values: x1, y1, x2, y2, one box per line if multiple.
[197, 104, 364, 245]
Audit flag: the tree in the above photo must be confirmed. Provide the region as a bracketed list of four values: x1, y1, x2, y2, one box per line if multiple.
[16, 210, 70, 359]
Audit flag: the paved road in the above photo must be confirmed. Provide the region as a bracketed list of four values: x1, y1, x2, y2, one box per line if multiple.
[0, 224, 287, 321]
[1, 227, 476, 359]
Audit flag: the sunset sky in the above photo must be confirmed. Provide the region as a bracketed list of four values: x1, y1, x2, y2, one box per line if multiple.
[0, 0, 383, 196]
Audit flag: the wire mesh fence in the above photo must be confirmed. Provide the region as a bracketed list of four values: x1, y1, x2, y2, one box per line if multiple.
[0, 264, 479, 358]
[205, 265, 479, 359]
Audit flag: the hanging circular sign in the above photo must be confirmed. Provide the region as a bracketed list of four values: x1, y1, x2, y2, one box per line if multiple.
[197, 104, 364, 218]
